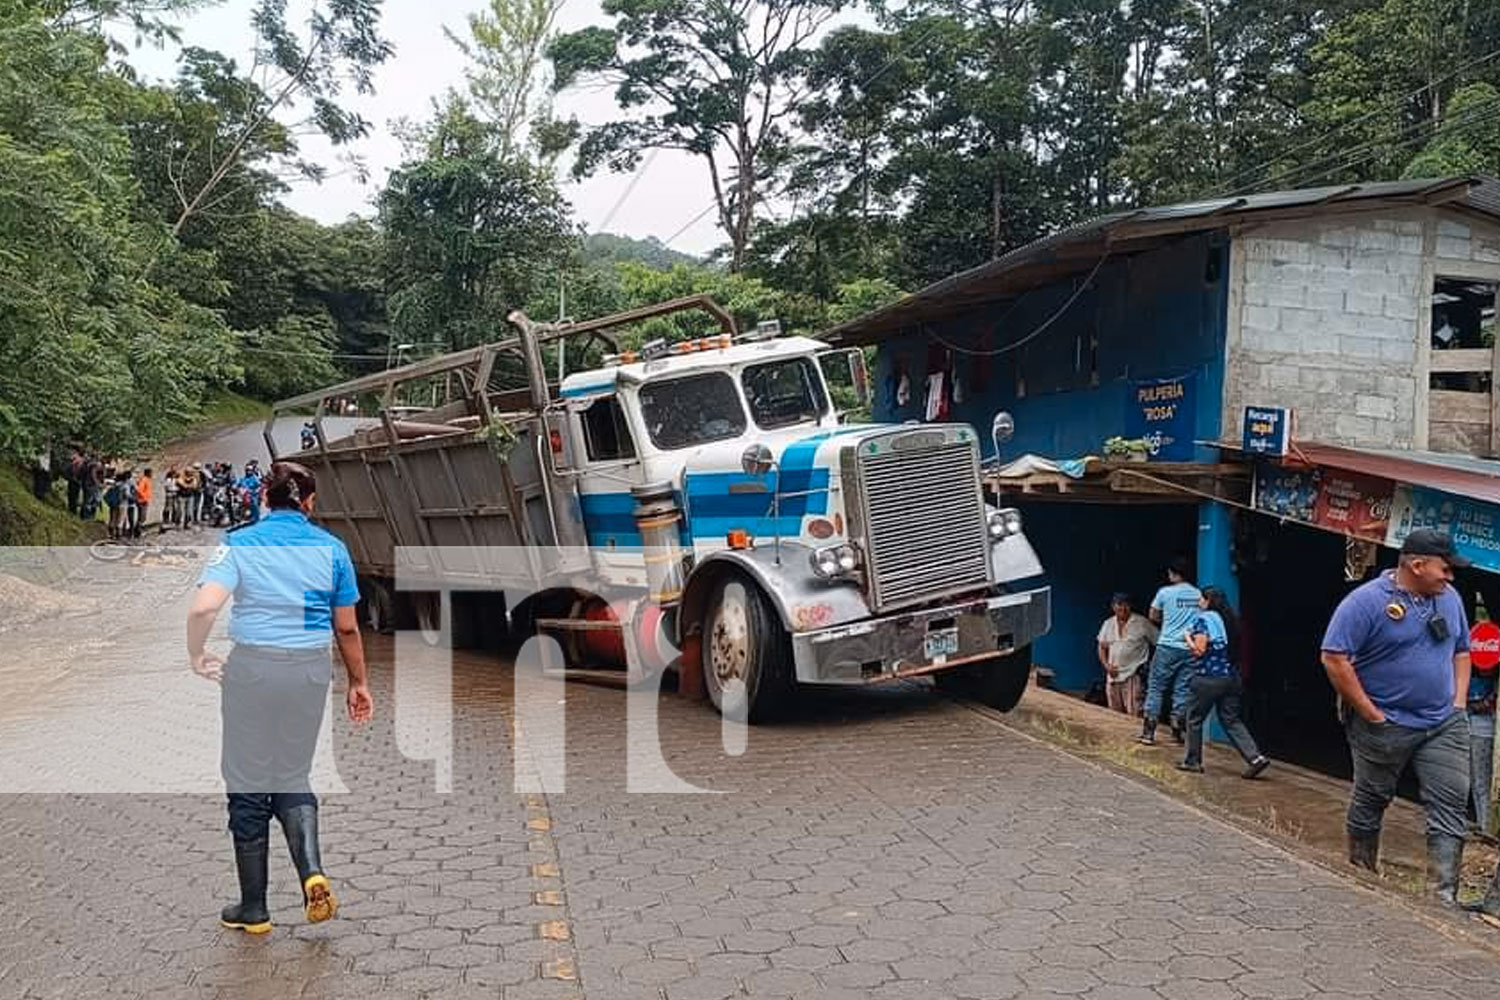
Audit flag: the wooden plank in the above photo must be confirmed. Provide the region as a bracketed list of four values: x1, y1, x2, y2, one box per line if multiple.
[1491, 334, 1500, 457]
[1431, 420, 1492, 456]
[1429, 388, 1492, 425]
[1430, 348, 1495, 374]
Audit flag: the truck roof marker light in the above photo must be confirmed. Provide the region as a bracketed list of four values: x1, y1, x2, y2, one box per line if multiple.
[727, 529, 753, 550]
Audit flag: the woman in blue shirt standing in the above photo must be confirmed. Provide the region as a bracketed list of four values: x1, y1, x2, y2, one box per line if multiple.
[187, 461, 374, 934]
[1177, 586, 1271, 779]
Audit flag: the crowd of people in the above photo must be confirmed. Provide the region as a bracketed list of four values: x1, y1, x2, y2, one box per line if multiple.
[1095, 557, 1270, 780]
[1097, 530, 1500, 913]
[51, 448, 266, 538]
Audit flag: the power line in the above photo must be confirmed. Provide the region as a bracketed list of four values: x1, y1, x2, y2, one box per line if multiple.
[662, 201, 719, 248]
[596, 149, 660, 234]
[1259, 94, 1500, 193]
[1221, 44, 1500, 196]
[923, 250, 1112, 358]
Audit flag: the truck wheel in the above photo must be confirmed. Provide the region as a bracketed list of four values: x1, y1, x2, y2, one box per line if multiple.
[413, 592, 443, 647]
[360, 577, 395, 634]
[934, 647, 1032, 712]
[701, 574, 794, 723]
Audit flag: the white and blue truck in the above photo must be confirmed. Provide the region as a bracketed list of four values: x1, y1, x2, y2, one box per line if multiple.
[271, 296, 1050, 721]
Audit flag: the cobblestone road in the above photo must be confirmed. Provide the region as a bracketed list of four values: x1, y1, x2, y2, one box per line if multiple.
[3, 592, 1500, 999]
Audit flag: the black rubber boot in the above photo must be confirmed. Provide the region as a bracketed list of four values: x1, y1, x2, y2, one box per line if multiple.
[1169, 716, 1186, 745]
[279, 804, 337, 923]
[220, 838, 273, 934]
[1348, 830, 1380, 872]
[1136, 720, 1157, 746]
[1428, 834, 1464, 907]
[1463, 864, 1500, 917]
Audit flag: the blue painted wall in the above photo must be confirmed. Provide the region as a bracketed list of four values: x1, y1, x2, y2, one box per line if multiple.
[870, 233, 1233, 693]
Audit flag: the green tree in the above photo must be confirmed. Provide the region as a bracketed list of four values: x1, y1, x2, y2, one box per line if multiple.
[160, 0, 392, 241]
[1279, 0, 1500, 191]
[550, 0, 843, 272]
[379, 98, 576, 352]
[448, 0, 569, 166]
[0, 7, 237, 459]
[1404, 82, 1500, 177]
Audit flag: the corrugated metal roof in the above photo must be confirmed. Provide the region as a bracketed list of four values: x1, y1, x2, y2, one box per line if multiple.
[1295, 442, 1500, 506]
[823, 175, 1500, 346]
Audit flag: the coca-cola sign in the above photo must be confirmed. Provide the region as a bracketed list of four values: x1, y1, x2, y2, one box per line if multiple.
[1471, 621, 1500, 673]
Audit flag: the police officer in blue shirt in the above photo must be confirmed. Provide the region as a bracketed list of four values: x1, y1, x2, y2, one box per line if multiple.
[1321, 528, 1471, 906]
[187, 461, 373, 934]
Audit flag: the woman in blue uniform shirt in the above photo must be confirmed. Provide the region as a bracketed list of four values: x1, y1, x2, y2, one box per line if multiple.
[187, 461, 373, 934]
[1176, 586, 1270, 779]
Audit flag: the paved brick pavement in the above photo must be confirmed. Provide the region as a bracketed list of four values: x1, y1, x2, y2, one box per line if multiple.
[3, 600, 1500, 999]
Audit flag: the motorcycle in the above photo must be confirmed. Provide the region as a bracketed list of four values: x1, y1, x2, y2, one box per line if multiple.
[228, 485, 256, 525]
[203, 481, 230, 527]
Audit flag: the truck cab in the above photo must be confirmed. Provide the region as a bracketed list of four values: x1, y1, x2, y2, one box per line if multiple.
[549, 332, 1051, 721]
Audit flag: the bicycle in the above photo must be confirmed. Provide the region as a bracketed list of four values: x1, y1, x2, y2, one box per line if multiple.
[88, 539, 200, 563]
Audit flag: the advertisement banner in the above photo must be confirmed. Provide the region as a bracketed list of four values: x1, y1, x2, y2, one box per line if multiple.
[1252, 465, 1319, 522]
[1387, 484, 1500, 573]
[1312, 470, 1394, 539]
[1243, 405, 1292, 457]
[1125, 374, 1196, 462]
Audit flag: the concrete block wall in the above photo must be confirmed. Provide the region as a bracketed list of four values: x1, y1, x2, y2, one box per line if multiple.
[1223, 208, 1500, 451]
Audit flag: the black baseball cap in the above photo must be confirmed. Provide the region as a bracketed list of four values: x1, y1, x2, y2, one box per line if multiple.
[1401, 528, 1470, 568]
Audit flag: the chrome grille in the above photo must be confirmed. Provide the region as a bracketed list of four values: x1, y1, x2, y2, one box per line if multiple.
[857, 439, 991, 611]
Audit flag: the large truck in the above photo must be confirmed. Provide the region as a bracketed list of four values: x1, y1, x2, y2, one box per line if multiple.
[268, 296, 1050, 721]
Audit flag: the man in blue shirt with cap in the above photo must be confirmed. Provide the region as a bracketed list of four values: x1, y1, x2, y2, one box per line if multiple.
[1321, 528, 1472, 906]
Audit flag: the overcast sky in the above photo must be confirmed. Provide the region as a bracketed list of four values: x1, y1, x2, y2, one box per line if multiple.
[126, 0, 724, 255]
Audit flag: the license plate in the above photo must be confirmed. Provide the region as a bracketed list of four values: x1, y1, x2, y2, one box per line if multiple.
[924, 627, 959, 662]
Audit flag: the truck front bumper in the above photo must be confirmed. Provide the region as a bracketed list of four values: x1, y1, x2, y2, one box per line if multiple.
[790, 586, 1051, 685]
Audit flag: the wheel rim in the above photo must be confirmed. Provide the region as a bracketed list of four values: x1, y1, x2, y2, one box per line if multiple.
[708, 581, 751, 690]
[416, 594, 442, 646]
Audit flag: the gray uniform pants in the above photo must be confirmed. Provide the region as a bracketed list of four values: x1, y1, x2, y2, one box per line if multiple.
[1345, 710, 1470, 841]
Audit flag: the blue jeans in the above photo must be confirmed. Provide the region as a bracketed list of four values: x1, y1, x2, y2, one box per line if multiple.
[1143, 645, 1194, 723]
[1471, 711, 1495, 835]
[1345, 710, 1470, 840]
[228, 791, 317, 844]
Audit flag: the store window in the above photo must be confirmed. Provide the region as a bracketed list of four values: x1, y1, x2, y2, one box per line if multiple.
[1430, 276, 1498, 393]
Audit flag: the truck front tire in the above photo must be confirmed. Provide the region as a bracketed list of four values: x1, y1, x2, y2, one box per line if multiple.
[701, 573, 794, 723]
[935, 647, 1032, 712]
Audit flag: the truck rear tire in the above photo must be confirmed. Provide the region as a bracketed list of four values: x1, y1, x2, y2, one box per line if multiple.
[934, 647, 1032, 712]
[701, 573, 794, 724]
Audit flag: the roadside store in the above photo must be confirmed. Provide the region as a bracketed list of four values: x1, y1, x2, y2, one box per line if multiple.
[822, 175, 1500, 784]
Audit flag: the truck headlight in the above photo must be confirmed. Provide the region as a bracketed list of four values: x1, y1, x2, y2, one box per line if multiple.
[988, 508, 1023, 541]
[810, 543, 861, 580]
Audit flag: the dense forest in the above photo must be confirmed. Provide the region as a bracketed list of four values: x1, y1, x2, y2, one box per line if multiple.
[3, 0, 1500, 467]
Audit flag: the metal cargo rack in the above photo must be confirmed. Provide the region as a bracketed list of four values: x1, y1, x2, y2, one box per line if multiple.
[266, 295, 737, 593]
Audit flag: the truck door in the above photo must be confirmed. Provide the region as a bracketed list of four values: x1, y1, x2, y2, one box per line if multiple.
[569, 392, 648, 576]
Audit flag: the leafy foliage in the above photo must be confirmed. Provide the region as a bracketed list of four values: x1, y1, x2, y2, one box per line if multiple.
[379, 98, 576, 352]
[551, 0, 843, 271]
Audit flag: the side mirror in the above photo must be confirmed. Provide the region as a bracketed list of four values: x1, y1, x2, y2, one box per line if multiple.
[992, 411, 1015, 454]
[741, 442, 775, 476]
[819, 348, 871, 413]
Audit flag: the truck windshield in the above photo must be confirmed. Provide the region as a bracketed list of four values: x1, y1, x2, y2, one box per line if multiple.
[639, 372, 747, 449]
[742, 357, 829, 429]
